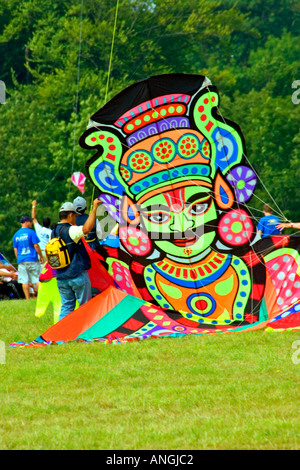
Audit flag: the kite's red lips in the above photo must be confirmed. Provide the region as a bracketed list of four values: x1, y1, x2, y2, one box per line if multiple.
[172, 236, 197, 247]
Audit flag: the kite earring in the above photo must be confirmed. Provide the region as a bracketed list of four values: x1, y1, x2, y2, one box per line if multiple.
[214, 172, 235, 210]
[121, 195, 140, 225]
[218, 208, 254, 247]
[119, 226, 152, 256]
[119, 196, 152, 256]
[214, 171, 254, 246]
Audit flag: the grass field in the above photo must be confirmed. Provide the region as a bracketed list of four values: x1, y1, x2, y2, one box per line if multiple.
[0, 298, 299, 450]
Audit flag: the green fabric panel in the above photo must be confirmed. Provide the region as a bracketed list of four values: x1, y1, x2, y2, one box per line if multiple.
[258, 297, 269, 322]
[78, 295, 146, 340]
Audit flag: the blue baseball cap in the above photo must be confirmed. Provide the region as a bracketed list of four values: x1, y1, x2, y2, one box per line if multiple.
[20, 216, 33, 223]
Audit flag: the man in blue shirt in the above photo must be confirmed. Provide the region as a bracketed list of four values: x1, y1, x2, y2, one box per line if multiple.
[13, 216, 44, 299]
[257, 204, 282, 238]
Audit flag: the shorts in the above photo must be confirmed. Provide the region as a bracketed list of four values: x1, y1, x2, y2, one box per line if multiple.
[18, 262, 41, 285]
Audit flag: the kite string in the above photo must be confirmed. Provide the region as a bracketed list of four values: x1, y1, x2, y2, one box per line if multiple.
[69, 0, 84, 199]
[90, 0, 119, 211]
[120, 18, 288, 224]
[86, 5, 285, 224]
[213, 103, 287, 222]
[104, 0, 119, 104]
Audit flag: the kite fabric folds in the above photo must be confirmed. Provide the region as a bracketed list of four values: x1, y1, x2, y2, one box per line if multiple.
[10, 74, 300, 348]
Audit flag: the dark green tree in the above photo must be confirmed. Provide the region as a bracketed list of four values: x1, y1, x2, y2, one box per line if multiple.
[0, 0, 299, 258]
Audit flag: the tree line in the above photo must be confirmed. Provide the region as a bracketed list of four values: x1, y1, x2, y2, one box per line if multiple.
[0, 0, 299, 259]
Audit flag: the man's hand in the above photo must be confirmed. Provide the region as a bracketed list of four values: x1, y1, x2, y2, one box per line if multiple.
[82, 199, 102, 235]
[4, 265, 16, 273]
[0, 269, 17, 280]
[92, 198, 101, 211]
[31, 200, 37, 220]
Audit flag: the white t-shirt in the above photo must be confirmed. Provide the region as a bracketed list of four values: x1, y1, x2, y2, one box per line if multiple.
[34, 222, 52, 250]
[54, 224, 85, 243]
[68, 225, 85, 243]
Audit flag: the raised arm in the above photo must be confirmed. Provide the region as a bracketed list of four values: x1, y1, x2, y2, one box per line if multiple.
[82, 199, 101, 235]
[31, 200, 38, 224]
[276, 222, 300, 230]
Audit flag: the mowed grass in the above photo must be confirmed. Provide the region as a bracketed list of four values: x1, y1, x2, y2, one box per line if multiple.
[0, 298, 299, 450]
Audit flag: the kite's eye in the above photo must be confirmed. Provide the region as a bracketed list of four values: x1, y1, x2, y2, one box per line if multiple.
[145, 211, 171, 224]
[177, 134, 200, 158]
[188, 197, 212, 216]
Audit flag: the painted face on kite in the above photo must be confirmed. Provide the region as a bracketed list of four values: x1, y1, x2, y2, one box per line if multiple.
[79, 74, 266, 321]
[74, 74, 300, 336]
[139, 185, 217, 258]
[116, 127, 218, 258]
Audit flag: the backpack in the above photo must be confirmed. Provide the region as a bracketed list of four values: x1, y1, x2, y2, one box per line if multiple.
[45, 226, 71, 269]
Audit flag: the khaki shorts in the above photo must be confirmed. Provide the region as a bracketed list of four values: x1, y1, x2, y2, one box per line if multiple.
[18, 262, 41, 285]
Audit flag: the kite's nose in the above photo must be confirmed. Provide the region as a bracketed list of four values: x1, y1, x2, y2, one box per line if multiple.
[169, 213, 194, 234]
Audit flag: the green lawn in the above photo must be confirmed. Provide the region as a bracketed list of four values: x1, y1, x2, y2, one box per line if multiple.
[0, 298, 299, 450]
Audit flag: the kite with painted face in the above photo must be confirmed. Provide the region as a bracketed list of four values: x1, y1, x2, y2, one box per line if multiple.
[79, 74, 300, 333]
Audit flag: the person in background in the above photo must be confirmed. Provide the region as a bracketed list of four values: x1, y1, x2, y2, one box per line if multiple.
[0, 262, 18, 281]
[31, 200, 52, 259]
[73, 196, 102, 250]
[52, 198, 101, 320]
[0, 261, 24, 299]
[257, 204, 281, 238]
[13, 216, 44, 299]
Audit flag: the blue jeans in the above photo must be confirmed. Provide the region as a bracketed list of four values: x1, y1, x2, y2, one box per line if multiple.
[57, 270, 91, 321]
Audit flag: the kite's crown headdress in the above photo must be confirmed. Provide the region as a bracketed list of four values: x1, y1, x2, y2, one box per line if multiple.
[80, 74, 253, 205]
[115, 93, 212, 200]
[115, 93, 192, 146]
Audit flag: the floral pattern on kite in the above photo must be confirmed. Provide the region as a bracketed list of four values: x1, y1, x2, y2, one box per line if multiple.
[80, 74, 300, 332]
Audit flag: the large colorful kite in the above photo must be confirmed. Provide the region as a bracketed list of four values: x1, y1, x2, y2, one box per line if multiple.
[11, 74, 300, 347]
[79, 73, 300, 329]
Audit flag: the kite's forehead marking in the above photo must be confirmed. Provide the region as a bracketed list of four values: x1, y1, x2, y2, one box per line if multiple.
[163, 188, 185, 213]
[137, 180, 213, 205]
[161, 187, 211, 213]
[140, 182, 213, 209]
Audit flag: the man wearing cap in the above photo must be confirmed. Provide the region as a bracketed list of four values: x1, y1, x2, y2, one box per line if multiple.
[13, 216, 44, 299]
[257, 204, 281, 238]
[73, 196, 102, 250]
[52, 198, 101, 320]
